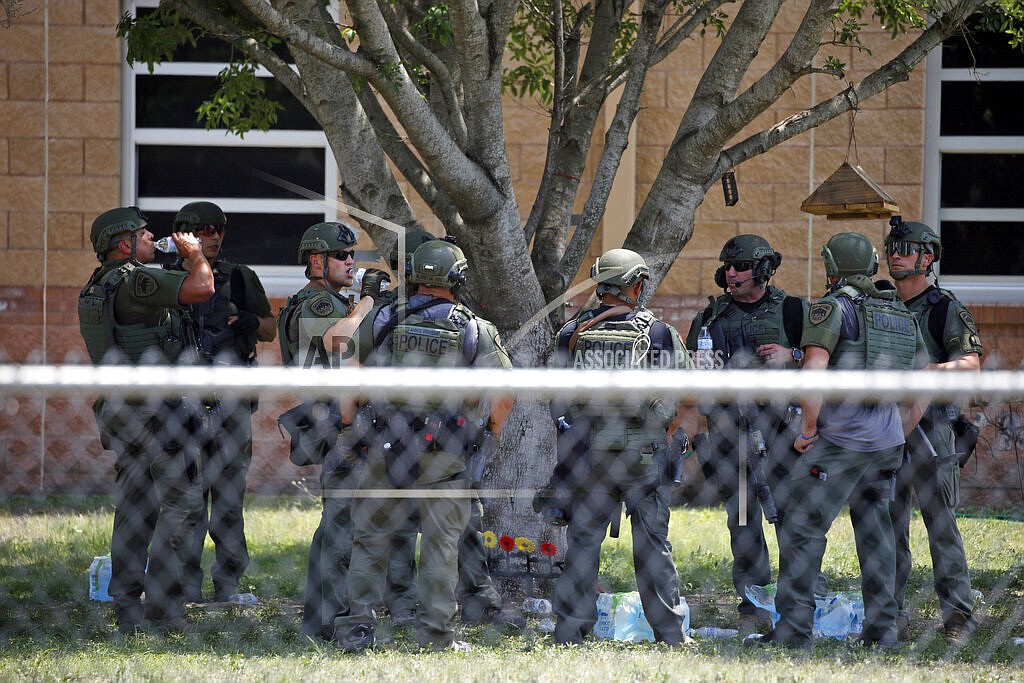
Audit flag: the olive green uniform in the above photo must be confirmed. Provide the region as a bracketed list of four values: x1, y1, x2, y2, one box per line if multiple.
[685, 287, 806, 616]
[170, 258, 272, 602]
[338, 294, 512, 649]
[549, 305, 691, 645]
[890, 286, 982, 630]
[774, 275, 927, 648]
[78, 259, 204, 631]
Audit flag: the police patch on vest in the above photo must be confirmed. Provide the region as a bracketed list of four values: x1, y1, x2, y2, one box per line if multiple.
[310, 297, 335, 317]
[959, 308, 978, 334]
[808, 302, 833, 325]
[869, 310, 914, 335]
[132, 270, 158, 298]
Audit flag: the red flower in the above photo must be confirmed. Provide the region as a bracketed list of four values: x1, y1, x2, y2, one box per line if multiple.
[540, 542, 557, 557]
[499, 535, 515, 551]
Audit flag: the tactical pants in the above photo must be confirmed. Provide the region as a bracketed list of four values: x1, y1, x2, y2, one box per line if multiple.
[553, 481, 687, 645]
[774, 440, 902, 648]
[183, 398, 252, 601]
[890, 420, 974, 628]
[339, 450, 470, 649]
[301, 463, 418, 639]
[702, 406, 797, 615]
[457, 495, 503, 620]
[107, 403, 203, 628]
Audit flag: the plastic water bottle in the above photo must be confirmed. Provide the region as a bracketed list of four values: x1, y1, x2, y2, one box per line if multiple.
[228, 592, 258, 606]
[88, 554, 113, 602]
[523, 598, 552, 614]
[154, 236, 177, 253]
[697, 325, 713, 369]
[538, 617, 555, 632]
[691, 626, 739, 639]
[352, 267, 366, 290]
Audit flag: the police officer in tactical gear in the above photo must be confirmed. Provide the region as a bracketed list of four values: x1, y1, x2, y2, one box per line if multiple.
[685, 234, 808, 631]
[78, 206, 215, 634]
[545, 248, 692, 646]
[885, 217, 982, 644]
[756, 232, 927, 650]
[167, 201, 276, 604]
[278, 220, 417, 639]
[335, 239, 514, 652]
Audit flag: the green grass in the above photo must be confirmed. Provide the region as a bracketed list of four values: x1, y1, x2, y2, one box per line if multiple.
[2, 496, 1023, 681]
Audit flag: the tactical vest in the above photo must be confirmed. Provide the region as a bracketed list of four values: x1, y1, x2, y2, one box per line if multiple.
[278, 286, 352, 366]
[703, 288, 792, 368]
[78, 263, 185, 364]
[567, 309, 668, 448]
[391, 302, 478, 368]
[831, 280, 918, 371]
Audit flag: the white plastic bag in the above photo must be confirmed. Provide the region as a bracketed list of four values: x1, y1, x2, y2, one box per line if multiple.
[594, 591, 655, 641]
[745, 583, 864, 640]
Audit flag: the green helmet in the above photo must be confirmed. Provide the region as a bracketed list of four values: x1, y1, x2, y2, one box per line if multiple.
[885, 216, 942, 276]
[715, 234, 782, 288]
[297, 221, 357, 265]
[172, 201, 227, 232]
[822, 232, 879, 279]
[408, 240, 468, 290]
[591, 248, 649, 304]
[90, 206, 148, 256]
[388, 229, 438, 273]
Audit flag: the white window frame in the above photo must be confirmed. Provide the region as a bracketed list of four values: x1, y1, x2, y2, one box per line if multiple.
[120, 0, 338, 296]
[923, 48, 1024, 304]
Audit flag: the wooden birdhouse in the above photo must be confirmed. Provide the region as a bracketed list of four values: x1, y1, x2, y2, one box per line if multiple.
[800, 162, 900, 220]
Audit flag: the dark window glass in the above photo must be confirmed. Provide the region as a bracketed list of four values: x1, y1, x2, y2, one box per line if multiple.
[135, 75, 318, 130]
[145, 210, 324, 266]
[940, 82, 1024, 135]
[136, 7, 294, 63]
[939, 221, 1024, 276]
[138, 146, 325, 198]
[940, 154, 1024, 208]
[942, 22, 1024, 68]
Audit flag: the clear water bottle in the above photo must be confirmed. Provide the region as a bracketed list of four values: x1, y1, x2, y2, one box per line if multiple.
[523, 598, 552, 614]
[154, 236, 177, 253]
[228, 592, 258, 606]
[88, 554, 113, 602]
[697, 325, 714, 369]
[538, 617, 555, 632]
[691, 626, 739, 639]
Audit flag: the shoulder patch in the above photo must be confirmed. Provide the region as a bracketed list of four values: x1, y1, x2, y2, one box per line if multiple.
[958, 308, 978, 334]
[310, 296, 336, 317]
[808, 302, 834, 326]
[132, 270, 159, 298]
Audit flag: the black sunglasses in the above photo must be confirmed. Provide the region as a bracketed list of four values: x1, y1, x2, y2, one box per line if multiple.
[725, 261, 754, 272]
[327, 249, 356, 261]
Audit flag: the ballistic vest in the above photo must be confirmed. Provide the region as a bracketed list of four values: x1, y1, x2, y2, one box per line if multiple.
[702, 288, 793, 368]
[78, 262, 185, 365]
[390, 302, 478, 368]
[831, 276, 918, 371]
[278, 285, 353, 366]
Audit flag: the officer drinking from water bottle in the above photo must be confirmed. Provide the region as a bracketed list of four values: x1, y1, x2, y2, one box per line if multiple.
[540, 248, 692, 646]
[78, 207, 214, 634]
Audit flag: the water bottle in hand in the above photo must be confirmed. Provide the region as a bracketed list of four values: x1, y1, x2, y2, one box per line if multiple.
[154, 236, 177, 253]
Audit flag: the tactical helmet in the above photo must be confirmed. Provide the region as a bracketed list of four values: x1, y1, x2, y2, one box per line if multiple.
[822, 232, 879, 279]
[715, 234, 782, 288]
[90, 206, 148, 255]
[408, 240, 468, 290]
[172, 201, 227, 232]
[297, 220, 358, 265]
[388, 229, 438, 272]
[591, 249, 650, 288]
[884, 215, 942, 278]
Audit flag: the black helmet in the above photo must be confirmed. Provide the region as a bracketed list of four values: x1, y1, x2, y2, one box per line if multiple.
[90, 206, 147, 256]
[172, 201, 227, 232]
[388, 229, 438, 273]
[714, 234, 782, 289]
[297, 221, 358, 265]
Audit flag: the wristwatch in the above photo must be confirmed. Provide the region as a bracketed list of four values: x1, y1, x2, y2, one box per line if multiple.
[791, 348, 803, 364]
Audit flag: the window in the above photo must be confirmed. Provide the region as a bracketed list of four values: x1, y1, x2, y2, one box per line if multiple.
[122, 1, 338, 295]
[924, 21, 1024, 302]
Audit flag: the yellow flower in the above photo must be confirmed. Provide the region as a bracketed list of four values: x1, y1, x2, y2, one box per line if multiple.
[515, 536, 536, 553]
[483, 530, 497, 549]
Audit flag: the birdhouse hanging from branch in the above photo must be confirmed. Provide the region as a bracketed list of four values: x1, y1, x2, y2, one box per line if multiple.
[800, 161, 900, 220]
